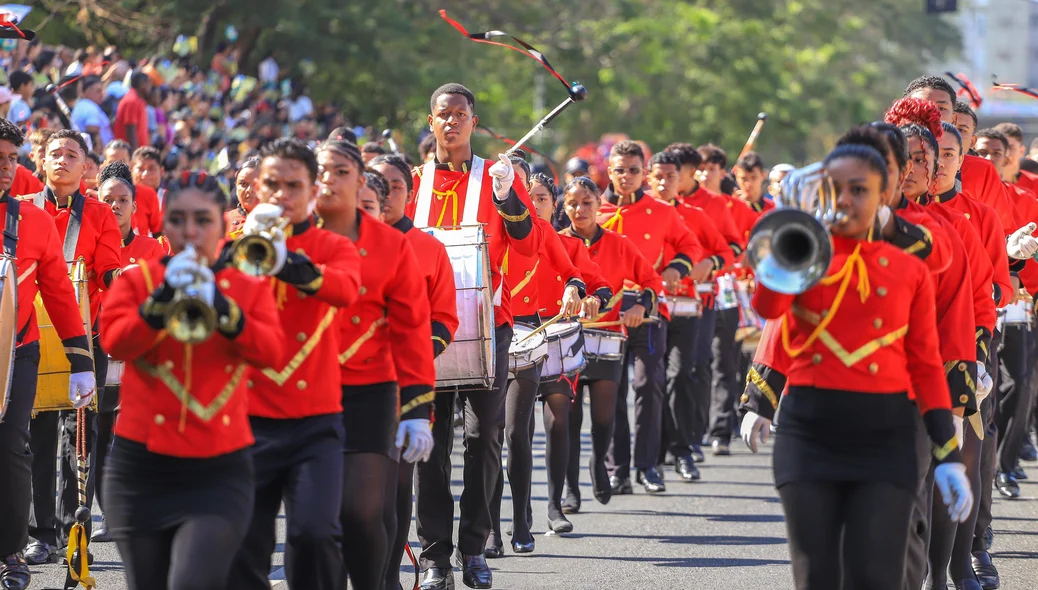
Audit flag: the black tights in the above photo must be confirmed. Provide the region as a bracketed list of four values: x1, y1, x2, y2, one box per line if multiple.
[502, 377, 538, 543]
[779, 480, 914, 590]
[385, 459, 416, 590]
[116, 515, 240, 590]
[928, 424, 984, 586]
[565, 381, 618, 498]
[342, 452, 395, 590]
[541, 391, 574, 519]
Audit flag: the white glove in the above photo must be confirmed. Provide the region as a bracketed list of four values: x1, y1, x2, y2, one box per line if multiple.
[1007, 222, 1038, 259]
[488, 153, 515, 201]
[168, 252, 216, 306]
[164, 246, 204, 290]
[68, 371, 96, 409]
[953, 414, 965, 448]
[267, 225, 288, 276]
[877, 205, 892, 231]
[740, 411, 771, 454]
[242, 203, 284, 235]
[934, 462, 974, 523]
[395, 419, 434, 464]
[976, 363, 993, 405]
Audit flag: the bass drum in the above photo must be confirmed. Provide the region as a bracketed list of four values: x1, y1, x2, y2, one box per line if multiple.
[0, 259, 17, 422]
[34, 258, 95, 414]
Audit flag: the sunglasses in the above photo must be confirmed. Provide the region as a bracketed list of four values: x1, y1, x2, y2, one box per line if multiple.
[611, 166, 642, 176]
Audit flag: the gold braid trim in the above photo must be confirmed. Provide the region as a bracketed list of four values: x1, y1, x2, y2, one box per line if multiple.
[497, 208, 530, 223]
[432, 336, 449, 349]
[261, 308, 338, 386]
[400, 390, 436, 417]
[932, 436, 959, 462]
[339, 317, 388, 364]
[747, 367, 779, 409]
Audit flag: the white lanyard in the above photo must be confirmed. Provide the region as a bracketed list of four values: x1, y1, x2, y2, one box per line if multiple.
[414, 156, 485, 228]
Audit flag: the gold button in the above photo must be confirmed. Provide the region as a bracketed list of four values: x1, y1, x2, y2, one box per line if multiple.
[873, 318, 883, 329]
[297, 332, 307, 342]
[225, 364, 234, 373]
[297, 380, 307, 390]
[298, 291, 307, 299]
[556, 275, 562, 280]
[359, 248, 368, 257]
[351, 315, 361, 325]
[129, 257, 136, 263]
[960, 394, 970, 404]
[295, 248, 306, 255]
[219, 279, 231, 289]
[556, 300, 563, 306]
[869, 363, 878, 375]
[964, 213, 971, 220]
[879, 257, 889, 267]
[811, 353, 823, 365]
[359, 286, 367, 295]
[740, 393, 749, 404]
[17, 215, 21, 220]
[644, 233, 651, 240]
[958, 362, 967, 371]
[154, 414, 165, 425]
[646, 208, 652, 215]
[164, 360, 175, 369]
[222, 415, 231, 426]
[523, 296, 530, 303]
[247, 380, 254, 389]
[877, 287, 888, 296]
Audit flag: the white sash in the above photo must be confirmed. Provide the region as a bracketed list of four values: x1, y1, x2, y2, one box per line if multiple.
[414, 156, 485, 229]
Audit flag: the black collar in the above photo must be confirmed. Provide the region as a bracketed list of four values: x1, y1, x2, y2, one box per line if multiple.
[0, 192, 7, 204]
[433, 153, 473, 173]
[291, 215, 316, 236]
[122, 232, 135, 248]
[392, 216, 414, 234]
[602, 186, 644, 206]
[934, 187, 958, 204]
[564, 225, 603, 247]
[44, 185, 82, 210]
[749, 200, 764, 213]
[895, 195, 909, 210]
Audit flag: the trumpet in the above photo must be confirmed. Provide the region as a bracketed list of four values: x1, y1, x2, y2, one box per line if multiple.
[745, 163, 842, 295]
[230, 208, 288, 276]
[165, 246, 218, 344]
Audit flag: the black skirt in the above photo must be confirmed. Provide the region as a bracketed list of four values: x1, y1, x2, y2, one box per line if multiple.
[342, 382, 400, 458]
[578, 357, 624, 385]
[773, 387, 921, 492]
[102, 437, 254, 539]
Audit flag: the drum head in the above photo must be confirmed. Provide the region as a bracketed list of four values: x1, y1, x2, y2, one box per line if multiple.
[510, 323, 545, 353]
[0, 259, 17, 420]
[543, 321, 580, 339]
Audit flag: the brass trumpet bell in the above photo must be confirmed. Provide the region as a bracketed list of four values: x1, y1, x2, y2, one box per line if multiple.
[231, 233, 278, 276]
[165, 291, 218, 344]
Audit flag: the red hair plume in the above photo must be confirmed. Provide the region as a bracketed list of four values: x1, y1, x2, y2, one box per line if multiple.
[884, 97, 943, 142]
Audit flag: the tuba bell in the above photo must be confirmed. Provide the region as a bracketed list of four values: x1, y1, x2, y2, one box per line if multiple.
[165, 246, 218, 344]
[745, 162, 842, 295]
[230, 207, 288, 276]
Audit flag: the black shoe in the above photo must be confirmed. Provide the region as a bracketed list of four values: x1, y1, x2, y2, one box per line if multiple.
[1020, 438, 1037, 462]
[562, 485, 582, 514]
[955, 578, 984, 590]
[483, 537, 504, 559]
[711, 439, 731, 456]
[972, 550, 1000, 590]
[455, 552, 492, 589]
[0, 553, 30, 590]
[609, 475, 633, 495]
[547, 515, 574, 534]
[985, 525, 994, 551]
[420, 567, 455, 590]
[589, 457, 612, 505]
[995, 472, 1020, 499]
[635, 468, 666, 494]
[690, 443, 705, 463]
[511, 536, 535, 553]
[1011, 463, 1028, 480]
[91, 516, 111, 542]
[22, 541, 56, 565]
[675, 455, 701, 482]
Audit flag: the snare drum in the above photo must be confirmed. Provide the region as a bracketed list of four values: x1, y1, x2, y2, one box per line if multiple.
[668, 294, 703, 318]
[541, 322, 587, 379]
[1003, 298, 1034, 329]
[508, 323, 548, 377]
[426, 225, 496, 388]
[582, 328, 627, 361]
[715, 273, 739, 310]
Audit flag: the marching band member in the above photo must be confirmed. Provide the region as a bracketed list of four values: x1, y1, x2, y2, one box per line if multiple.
[316, 139, 435, 590]
[225, 156, 259, 236]
[733, 152, 775, 215]
[373, 152, 459, 590]
[92, 161, 168, 543]
[752, 142, 972, 590]
[101, 172, 284, 590]
[23, 129, 121, 565]
[130, 147, 166, 236]
[359, 170, 388, 218]
[0, 118, 96, 590]
[597, 140, 705, 495]
[407, 83, 544, 590]
[559, 176, 665, 504]
[647, 150, 731, 481]
[229, 138, 362, 590]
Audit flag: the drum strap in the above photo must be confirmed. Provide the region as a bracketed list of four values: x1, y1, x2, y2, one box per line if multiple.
[414, 157, 485, 228]
[3, 196, 19, 259]
[61, 194, 85, 271]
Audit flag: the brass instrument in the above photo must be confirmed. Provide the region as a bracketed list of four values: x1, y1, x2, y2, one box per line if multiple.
[745, 162, 842, 295]
[230, 208, 288, 276]
[165, 246, 218, 344]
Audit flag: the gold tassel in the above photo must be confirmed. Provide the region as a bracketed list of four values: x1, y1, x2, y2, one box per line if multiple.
[178, 344, 193, 433]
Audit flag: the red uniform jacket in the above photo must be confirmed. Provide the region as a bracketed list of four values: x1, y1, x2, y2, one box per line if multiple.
[407, 157, 543, 328]
[22, 188, 123, 329]
[723, 193, 760, 248]
[224, 206, 247, 237]
[664, 200, 733, 302]
[597, 188, 702, 278]
[121, 233, 168, 267]
[250, 218, 362, 419]
[1014, 170, 1038, 196]
[1006, 184, 1038, 294]
[10, 165, 43, 197]
[338, 211, 435, 421]
[102, 258, 285, 458]
[681, 187, 742, 255]
[960, 155, 1018, 233]
[933, 189, 1012, 308]
[536, 232, 612, 317]
[560, 226, 664, 330]
[392, 216, 459, 358]
[132, 184, 163, 237]
[2, 195, 92, 372]
[505, 218, 585, 319]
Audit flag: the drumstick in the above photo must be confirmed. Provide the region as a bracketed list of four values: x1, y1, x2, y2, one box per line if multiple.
[579, 320, 625, 329]
[734, 112, 767, 165]
[517, 310, 568, 344]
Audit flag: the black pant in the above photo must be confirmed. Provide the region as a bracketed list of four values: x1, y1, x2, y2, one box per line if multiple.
[117, 516, 243, 590]
[708, 307, 741, 444]
[607, 322, 666, 477]
[663, 315, 708, 457]
[416, 324, 511, 568]
[93, 407, 116, 514]
[28, 334, 107, 548]
[228, 414, 345, 590]
[974, 331, 1000, 551]
[997, 325, 1033, 473]
[903, 413, 934, 590]
[779, 480, 915, 590]
[489, 369, 540, 545]
[0, 343, 40, 557]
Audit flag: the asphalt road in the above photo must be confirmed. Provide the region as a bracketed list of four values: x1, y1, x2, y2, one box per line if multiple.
[27, 408, 1038, 590]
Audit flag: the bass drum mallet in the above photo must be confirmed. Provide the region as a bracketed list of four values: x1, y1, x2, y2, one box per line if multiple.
[504, 82, 588, 157]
